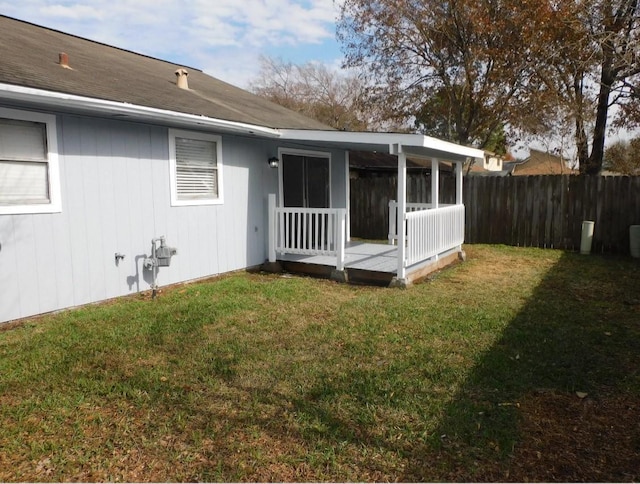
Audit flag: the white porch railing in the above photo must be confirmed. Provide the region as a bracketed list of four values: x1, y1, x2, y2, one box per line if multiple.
[268, 194, 346, 270]
[405, 204, 465, 266]
[388, 200, 464, 267]
[388, 201, 458, 244]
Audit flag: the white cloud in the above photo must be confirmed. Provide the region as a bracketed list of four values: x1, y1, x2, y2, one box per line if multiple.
[189, 0, 337, 47]
[198, 49, 263, 89]
[40, 4, 105, 19]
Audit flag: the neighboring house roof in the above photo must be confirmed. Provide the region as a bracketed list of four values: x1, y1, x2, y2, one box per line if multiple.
[0, 15, 330, 130]
[466, 162, 501, 175]
[467, 168, 512, 177]
[467, 162, 490, 174]
[462, 152, 517, 177]
[510, 148, 575, 175]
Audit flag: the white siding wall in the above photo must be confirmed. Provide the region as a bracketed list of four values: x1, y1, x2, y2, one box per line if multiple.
[0, 113, 279, 323]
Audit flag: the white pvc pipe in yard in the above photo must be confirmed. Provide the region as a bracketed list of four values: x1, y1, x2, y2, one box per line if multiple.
[580, 221, 595, 255]
[630, 225, 640, 258]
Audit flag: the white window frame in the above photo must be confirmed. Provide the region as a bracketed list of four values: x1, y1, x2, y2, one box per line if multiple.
[0, 107, 61, 215]
[168, 128, 224, 206]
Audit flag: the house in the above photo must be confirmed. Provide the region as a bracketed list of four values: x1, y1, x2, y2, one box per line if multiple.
[507, 148, 575, 175]
[466, 152, 506, 175]
[0, 15, 484, 324]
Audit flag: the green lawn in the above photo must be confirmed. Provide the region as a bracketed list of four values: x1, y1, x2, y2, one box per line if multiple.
[1, 245, 639, 481]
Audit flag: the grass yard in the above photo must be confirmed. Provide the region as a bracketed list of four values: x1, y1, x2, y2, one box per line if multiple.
[1, 245, 639, 481]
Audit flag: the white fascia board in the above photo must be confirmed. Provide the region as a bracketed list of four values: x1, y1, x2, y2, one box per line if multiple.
[279, 129, 485, 161]
[0, 83, 281, 138]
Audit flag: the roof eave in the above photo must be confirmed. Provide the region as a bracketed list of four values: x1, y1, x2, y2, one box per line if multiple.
[0, 83, 282, 138]
[0, 84, 487, 159]
[278, 129, 485, 163]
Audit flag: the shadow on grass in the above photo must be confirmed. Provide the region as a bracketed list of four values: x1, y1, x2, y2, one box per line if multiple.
[214, 252, 640, 481]
[400, 252, 640, 481]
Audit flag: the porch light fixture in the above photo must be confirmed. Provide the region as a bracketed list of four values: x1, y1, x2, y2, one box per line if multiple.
[268, 156, 279, 168]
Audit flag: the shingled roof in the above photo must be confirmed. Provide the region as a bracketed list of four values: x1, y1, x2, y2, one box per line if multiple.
[511, 148, 575, 175]
[0, 15, 331, 130]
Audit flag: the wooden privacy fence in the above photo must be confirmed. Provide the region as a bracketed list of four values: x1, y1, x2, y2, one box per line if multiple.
[350, 175, 640, 254]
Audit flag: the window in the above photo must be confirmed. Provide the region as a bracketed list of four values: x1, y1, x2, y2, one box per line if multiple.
[279, 149, 331, 208]
[169, 129, 223, 206]
[0, 108, 60, 214]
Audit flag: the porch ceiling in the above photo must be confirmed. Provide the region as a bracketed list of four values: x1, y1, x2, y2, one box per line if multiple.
[278, 129, 485, 164]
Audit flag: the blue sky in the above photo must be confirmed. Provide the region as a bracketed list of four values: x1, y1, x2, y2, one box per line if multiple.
[0, 0, 345, 88]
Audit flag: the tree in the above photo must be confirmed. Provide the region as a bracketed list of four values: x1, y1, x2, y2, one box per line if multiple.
[337, 0, 554, 148]
[337, 0, 640, 173]
[588, 0, 640, 173]
[534, 0, 640, 174]
[603, 137, 640, 174]
[249, 56, 394, 131]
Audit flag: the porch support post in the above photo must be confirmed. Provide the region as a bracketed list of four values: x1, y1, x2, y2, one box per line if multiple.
[456, 161, 463, 205]
[345, 150, 351, 242]
[330, 209, 349, 283]
[388, 200, 397, 245]
[336, 209, 346, 271]
[391, 143, 407, 284]
[268, 193, 276, 263]
[431, 158, 440, 209]
[456, 161, 466, 259]
[262, 193, 284, 273]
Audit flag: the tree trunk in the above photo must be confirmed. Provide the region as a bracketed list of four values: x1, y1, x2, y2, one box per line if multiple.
[586, 78, 613, 174]
[585, 43, 617, 174]
[574, 73, 590, 170]
[575, 118, 589, 169]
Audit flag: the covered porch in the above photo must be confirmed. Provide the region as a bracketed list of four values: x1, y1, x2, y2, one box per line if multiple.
[264, 131, 485, 287]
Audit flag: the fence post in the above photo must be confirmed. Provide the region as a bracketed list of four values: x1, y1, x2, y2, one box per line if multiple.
[268, 193, 276, 263]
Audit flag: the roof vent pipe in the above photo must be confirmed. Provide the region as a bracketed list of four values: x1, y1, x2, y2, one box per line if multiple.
[175, 68, 189, 90]
[59, 52, 70, 69]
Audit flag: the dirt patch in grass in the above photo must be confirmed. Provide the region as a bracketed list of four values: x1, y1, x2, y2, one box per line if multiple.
[507, 391, 640, 482]
[428, 390, 640, 482]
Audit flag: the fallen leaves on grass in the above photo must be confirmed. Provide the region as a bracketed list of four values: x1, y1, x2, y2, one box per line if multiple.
[507, 391, 640, 482]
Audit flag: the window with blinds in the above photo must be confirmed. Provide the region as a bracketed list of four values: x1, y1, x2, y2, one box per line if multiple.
[175, 137, 218, 200]
[0, 118, 50, 205]
[169, 129, 223, 206]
